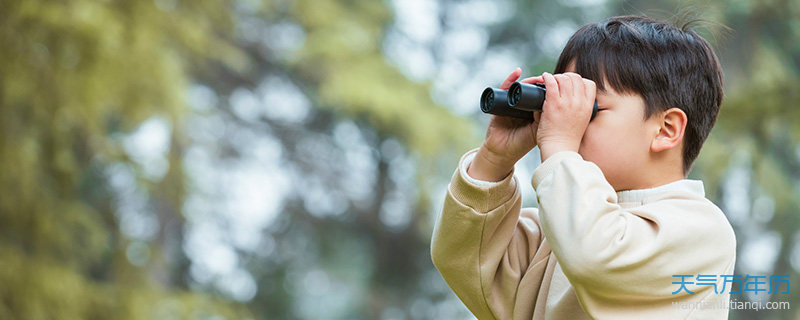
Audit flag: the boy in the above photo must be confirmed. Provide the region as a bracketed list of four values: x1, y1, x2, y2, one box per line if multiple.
[430, 15, 736, 319]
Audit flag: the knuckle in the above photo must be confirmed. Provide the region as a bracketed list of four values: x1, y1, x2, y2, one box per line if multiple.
[565, 72, 580, 80]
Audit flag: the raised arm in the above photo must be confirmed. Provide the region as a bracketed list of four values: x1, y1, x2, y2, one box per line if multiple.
[431, 148, 551, 320]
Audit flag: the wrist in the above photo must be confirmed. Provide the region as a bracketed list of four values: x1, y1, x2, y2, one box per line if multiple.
[468, 147, 516, 182]
[539, 141, 580, 162]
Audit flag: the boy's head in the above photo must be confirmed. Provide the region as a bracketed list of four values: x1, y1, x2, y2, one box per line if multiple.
[554, 15, 724, 190]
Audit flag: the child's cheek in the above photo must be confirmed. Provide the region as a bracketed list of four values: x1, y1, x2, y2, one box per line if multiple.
[581, 119, 623, 162]
[578, 126, 605, 162]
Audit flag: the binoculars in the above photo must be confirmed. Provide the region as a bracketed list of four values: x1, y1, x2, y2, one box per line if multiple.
[480, 82, 598, 121]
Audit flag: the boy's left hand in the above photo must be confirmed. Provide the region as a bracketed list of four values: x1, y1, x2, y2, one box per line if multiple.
[535, 72, 597, 162]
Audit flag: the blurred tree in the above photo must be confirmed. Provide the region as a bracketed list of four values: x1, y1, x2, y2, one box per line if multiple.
[197, 0, 627, 318]
[0, 0, 480, 318]
[0, 0, 250, 318]
[3, 0, 798, 319]
[187, 0, 477, 318]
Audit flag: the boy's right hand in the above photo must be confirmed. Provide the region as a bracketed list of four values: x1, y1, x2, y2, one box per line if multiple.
[468, 68, 544, 182]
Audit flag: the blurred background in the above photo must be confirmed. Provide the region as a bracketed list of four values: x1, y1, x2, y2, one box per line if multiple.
[1, 0, 798, 319]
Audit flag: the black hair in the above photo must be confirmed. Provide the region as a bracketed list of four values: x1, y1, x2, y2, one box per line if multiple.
[554, 14, 725, 175]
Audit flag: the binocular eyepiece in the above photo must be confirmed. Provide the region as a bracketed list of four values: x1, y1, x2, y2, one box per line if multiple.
[480, 82, 598, 121]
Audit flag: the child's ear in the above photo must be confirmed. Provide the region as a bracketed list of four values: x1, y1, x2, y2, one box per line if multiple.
[651, 107, 687, 153]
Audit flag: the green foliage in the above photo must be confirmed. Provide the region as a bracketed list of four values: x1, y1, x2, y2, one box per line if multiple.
[3, 0, 799, 319]
[0, 0, 251, 318]
[288, 0, 474, 157]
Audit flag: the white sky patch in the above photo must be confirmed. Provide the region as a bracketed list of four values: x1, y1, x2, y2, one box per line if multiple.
[333, 120, 378, 205]
[185, 112, 226, 146]
[380, 145, 418, 231]
[448, 0, 514, 26]
[261, 76, 311, 123]
[183, 127, 289, 251]
[185, 221, 238, 276]
[119, 209, 159, 241]
[222, 155, 289, 248]
[536, 20, 578, 57]
[122, 117, 171, 181]
[750, 195, 775, 223]
[379, 189, 412, 231]
[230, 87, 262, 123]
[301, 175, 349, 218]
[722, 150, 752, 226]
[383, 0, 442, 81]
[291, 268, 359, 319]
[383, 30, 437, 81]
[184, 217, 258, 302]
[477, 46, 525, 88]
[390, 0, 440, 44]
[181, 110, 291, 301]
[559, 0, 606, 6]
[430, 59, 468, 108]
[217, 268, 258, 302]
[107, 162, 159, 241]
[790, 231, 800, 273]
[110, 119, 174, 245]
[739, 230, 782, 275]
[188, 84, 218, 112]
[230, 76, 311, 124]
[441, 27, 488, 59]
[433, 46, 522, 116]
[266, 20, 305, 54]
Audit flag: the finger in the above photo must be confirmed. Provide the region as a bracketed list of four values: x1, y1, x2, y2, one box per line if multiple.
[565, 72, 583, 101]
[500, 67, 522, 90]
[542, 72, 560, 103]
[520, 76, 544, 84]
[555, 74, 573, 105]
[582, 78, 596, 106]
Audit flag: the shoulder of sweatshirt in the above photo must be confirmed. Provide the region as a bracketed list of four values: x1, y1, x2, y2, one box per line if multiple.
[609, 184, 738, 275]
[534, 150, 736, 261]
[633, 191, 736, 249]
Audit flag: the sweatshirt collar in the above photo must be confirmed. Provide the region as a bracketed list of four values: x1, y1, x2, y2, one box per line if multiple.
[615, 179, 705, 204]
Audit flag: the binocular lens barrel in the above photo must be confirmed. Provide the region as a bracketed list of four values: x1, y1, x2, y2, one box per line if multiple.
[480, 81, 598, 121]
[480, 87, 535, 120]
[508, 82, 546, 111]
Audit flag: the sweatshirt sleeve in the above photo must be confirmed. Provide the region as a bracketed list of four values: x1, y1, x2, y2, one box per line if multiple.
[431, 148, 549, 320]
[531, 151, 736, 318]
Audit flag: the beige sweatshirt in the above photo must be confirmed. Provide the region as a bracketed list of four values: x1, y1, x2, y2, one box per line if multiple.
[430, 148, 737, 320]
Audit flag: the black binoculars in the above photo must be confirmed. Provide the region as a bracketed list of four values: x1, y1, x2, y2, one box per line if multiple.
[480, 82, 598, 121]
